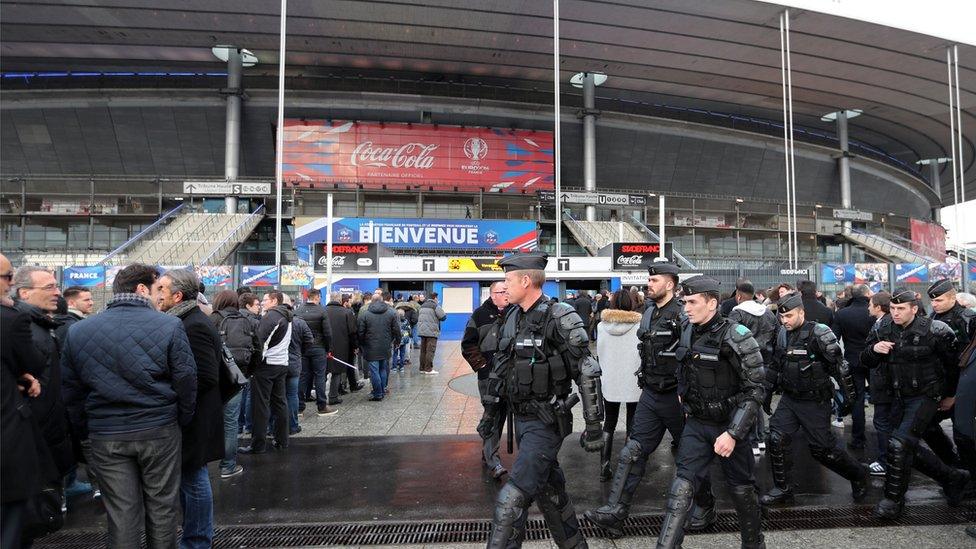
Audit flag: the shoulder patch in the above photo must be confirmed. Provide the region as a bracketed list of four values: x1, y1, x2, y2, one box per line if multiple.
[735, 324, 750, 336]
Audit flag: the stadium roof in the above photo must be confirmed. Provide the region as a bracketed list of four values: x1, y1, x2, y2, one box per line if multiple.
[1, 0, 974, 198]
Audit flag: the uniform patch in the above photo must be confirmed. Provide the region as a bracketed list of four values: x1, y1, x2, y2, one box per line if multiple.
[735, 324, 750, 336]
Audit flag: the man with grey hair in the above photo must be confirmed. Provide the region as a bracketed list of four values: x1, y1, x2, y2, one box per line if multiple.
[62, 264, 197, 548]
[154, 269, 224, 548]
[957, 292, 976, 310]
[831, 283, 874, 451]
[10, 266, 75, 486]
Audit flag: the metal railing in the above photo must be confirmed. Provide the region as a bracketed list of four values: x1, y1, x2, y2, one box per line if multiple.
[561, 212, 602, 255]
[199, 205, 266, 266]
[97, 203, 184, 265]
[629, 214, 697, 269]
[846, 228, 933, 263]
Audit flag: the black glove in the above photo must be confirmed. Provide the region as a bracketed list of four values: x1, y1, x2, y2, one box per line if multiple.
[579, 422, 607, 452]
[477, 410, 498, 440]
[762, 392, 773, 416]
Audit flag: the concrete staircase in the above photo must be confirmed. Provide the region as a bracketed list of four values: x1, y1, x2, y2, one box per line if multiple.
[842, 227, 935, 264]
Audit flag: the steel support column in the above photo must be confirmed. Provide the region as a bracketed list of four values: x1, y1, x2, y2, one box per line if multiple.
[582, 73, 597, 222]
[837, 111, 852, 262]
[224, 48, 243, 214]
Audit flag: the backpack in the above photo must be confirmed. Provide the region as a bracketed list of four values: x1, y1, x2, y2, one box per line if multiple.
[218, 310, 257, 371]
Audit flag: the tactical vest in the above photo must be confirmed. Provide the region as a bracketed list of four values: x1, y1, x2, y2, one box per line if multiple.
[638, 298, 682, 393]
[501, 300, 572, 404]
[933, 305, 973, 349]
[774, 322, 832, 401]
[675, 319, 740, 423]
[877, 316, 944, 399]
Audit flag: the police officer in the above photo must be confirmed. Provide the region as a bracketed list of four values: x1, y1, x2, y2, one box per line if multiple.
[656, 276, 766, 549]
[926, 278, 975, 468]
[585, 263, 715, 537]
[860, 287, 971, 519]
[760, 293, 868, 506]
[479, 252, 605, 549]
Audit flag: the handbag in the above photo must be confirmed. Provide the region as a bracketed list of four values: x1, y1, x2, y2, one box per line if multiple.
[218, 343, 249, 403]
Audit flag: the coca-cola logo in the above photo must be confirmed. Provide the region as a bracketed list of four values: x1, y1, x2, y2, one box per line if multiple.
[351, 141, 437, 169]
[616, 255, 644, 266]
[317, 255, 347, 267]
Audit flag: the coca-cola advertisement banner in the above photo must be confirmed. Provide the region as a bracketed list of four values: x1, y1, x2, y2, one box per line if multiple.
[282, 120, 554, 193]
[611, 242, 675, 271]
[910, 218, 947, 261]
[313, 243, 379, 273]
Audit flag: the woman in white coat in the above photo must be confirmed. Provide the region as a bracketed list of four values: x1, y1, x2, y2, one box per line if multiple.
[595, 289, 643, 481]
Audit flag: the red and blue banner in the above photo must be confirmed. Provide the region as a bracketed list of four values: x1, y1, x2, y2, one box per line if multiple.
[240, 266, 279, 287]
[282, 120, 553, 193]
[62, 266, 105, 287]
[195, 266, 233, 288]
[295, 217, 537, 261]
[895, 264, 929, 283]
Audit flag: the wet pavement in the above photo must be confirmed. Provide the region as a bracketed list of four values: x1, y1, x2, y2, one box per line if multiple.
[52, 341, 969, 544]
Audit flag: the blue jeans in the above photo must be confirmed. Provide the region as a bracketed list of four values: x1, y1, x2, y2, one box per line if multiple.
[393, 344, 408, 370]
[239, 384, 252, 433]
[286, 375, 300, 432]
[411, 325, 419, 347]
[368, 360, 389, 399]
[220, 391, 243, 472]
[179, 465, 213, 549]
[299, 348, 329, 406]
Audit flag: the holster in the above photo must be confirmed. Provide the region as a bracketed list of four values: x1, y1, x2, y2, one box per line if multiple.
[554, 394, 579, 439]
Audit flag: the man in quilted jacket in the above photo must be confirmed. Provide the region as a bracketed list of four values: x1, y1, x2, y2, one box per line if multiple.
[61, 264, 197, 549]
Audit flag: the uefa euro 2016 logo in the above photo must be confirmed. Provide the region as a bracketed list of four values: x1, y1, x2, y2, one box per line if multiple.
[484, 230, 498, 245]
[338, 228, 352, 242]
[464, 138, 488, 160]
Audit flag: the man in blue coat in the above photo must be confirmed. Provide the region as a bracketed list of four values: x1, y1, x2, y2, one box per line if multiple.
[61, 264, 197, 549]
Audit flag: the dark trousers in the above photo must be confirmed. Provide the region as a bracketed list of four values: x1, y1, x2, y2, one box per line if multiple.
[851, 367, 869, 445]
[675, 417, 756, 490]
[420, 336, 438, 372]
[1, 501, 25, 549]
[89, 425, 182, 549]
[603, 400, 637, 437]
[624, 389, 686, 493]
[478, 378, 507, 470]
[873, 401, 894, 466]
[769, 394, 837, 451]
[250, 364, 289, 450]
[921, 409, 959, 465]
[299, 348, 328, 406]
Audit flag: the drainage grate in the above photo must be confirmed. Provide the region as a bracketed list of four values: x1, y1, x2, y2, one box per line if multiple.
[34, 502, 975, 548]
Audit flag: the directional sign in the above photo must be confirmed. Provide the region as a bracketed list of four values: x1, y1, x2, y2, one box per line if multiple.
[557, 258, 570, 272]
[183, 181, 272, 195]
[422, 259, 436, 272]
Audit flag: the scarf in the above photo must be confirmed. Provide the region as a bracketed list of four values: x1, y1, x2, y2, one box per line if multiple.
[107, 293, 154, 309]
[165, 299, 198, 318]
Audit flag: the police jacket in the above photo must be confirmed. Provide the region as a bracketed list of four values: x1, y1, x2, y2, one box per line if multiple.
[295, 302, 332, 353]
[636, 294, 683, 393]
[675, 313, 765, 441]
[727, 300, 778, 364]
[932, 303, 976, 396]
[769, 321, 853, 403]
[860, 315, 956, 400]
[461, 298, 507, 381]
[486, 294, 604, 426]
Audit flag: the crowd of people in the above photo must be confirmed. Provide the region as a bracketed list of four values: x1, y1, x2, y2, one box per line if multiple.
[0, 251, 448, 549]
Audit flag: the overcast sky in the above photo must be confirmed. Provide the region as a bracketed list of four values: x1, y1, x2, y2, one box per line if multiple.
[941, 200, 976, 248]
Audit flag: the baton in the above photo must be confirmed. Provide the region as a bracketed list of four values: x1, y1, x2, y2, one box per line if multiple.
[327, 354, 360, 372]
[506, 409, 514, 454]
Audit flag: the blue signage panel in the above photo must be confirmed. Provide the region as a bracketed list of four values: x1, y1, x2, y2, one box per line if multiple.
[894, 263, 929, 284]
[240, 265, 279, 287]
[821, 263, 855, 284]
[62, 266, 106, 288]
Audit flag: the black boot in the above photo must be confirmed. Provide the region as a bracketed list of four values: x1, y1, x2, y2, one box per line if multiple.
[913, 445, 971, 507]
[685, 477, 716, 532]
[875, 437, 913, 520]
[538, 480, 587, 548]
[599, 432, 614, 482]
[585, 439, 642, 538]
[810, 446, 869, 500]
[760, 430, 794, 505]
[655, 477, 695, 549]
[729, 484, 766, 549]
[486, 482, 529, 549]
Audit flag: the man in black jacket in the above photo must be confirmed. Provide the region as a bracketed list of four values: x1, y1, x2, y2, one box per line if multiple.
[461, 281, 509, 480]
[296, 291, 335, 413]
[326, 292, 362, 393]
[54, 286, 93, 345]
[0, 253, 47, 547]
[241, 291, 293, 454]
[573, 291, 593, 327]
[155, 269, 224, 549]
[831, 284, 875, 450]
[798, 280, 834, 326]
[10, 267, 74, 485]
[358, 294, 400, 402]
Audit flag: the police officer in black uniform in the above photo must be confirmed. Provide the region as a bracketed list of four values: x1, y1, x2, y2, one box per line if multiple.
[926, 278, 976, 470]
[860, 287, 971, 519]
[585, 263, 716, 537]
[480, 252, 605, 549]
[760, 293, 868, 506]
[656, 276, 767, 549]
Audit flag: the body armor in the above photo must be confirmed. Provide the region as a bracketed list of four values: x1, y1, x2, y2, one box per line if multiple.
[636, 296, 683, 393]
[872, 316, 953, 399]
[499, 299, 572, 403]
[771, 322, 836, 401]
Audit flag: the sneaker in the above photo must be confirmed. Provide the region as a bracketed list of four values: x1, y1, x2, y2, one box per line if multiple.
[752, 445, 762, 458]
[368, 395, 384, 402]
[317, 405, 338, 416]
[831, 419, 845, 428]
[491, 464, 508, 479]
[92, 489, 101, 500]
[220, 465, 244, 479]
[868, 461, 886, 476]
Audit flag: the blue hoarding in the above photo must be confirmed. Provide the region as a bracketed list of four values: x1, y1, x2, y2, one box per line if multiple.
[295, 217, 537, 261]
[240, 265, 279, 287]
[895, 263, 929, 284]
[821, 263, 855, 284]
[62, 266, 106, 287]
